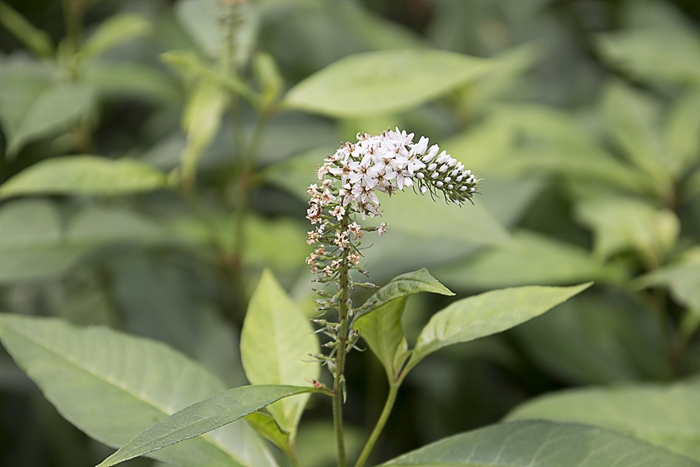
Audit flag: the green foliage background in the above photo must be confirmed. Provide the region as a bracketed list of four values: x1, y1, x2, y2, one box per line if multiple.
[1, 0, 700, 466]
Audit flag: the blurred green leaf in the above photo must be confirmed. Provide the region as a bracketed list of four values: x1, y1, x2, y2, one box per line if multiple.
[382, 420, 700, 467]
[636, 248, 700, 311]
[175, 0, 259, 67]
[295, 421, 364, 467]
[5, 82, 96, 158]
[240, 270, 320, 434]
[0, 200, 88, 281]
[0, 57, 54, 140]
[512, 289, 672, 384]
[435, 230, 624, 290]
[597, 31, 700, 86]
[0, 156, 168, 198]
[602, 81, 671, 189]
[180, 78, 228, 184]
[0, 2, 53, 57]
[83, 61, 182, 103]
[666, 92, 700, 176]
[284, 49, 490, 117]
[575, 196, 680, 265]
[97, 385, 317, 467]
[0, 313, 279, 467]
[507, 378, 700, 462]
[354, 269, 453, 381]
[81, 13, 151, 59]
[0, 200, 173, 282]
[407, 283, 592, 373]
[253, 52, 283, 108]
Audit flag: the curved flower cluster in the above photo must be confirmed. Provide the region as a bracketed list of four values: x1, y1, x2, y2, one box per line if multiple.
[305, 128, 478, 372]
[306, 129, 478, 271]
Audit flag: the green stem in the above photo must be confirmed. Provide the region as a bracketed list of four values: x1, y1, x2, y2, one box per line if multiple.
[333, 214, 351, 467]
[354, 384, 399, 467]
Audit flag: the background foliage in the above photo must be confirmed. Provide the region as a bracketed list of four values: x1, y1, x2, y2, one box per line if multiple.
[1, 0, 700, 466]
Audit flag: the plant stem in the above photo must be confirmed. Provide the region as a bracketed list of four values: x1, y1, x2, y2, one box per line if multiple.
[333, 214, 351, 467]
[354, 384, 399, 467]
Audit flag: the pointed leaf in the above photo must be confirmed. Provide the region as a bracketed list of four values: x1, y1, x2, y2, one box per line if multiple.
[635, 248, 700, 311]
[98, 385, 316, 467]
[0, 156, 167, 198]
[81, 13, 151, 58]
[507, 378, 700, 462]
[0, 2, 53, 57]
[6, 82, 96, 157]
[382, 420, 700, 467]
[0, 314, 278, 467]
[407, 283, 592, 372]
[357, 268, 454, 320]
[284, 49, 490, 117]
[240, 270, 320, 434]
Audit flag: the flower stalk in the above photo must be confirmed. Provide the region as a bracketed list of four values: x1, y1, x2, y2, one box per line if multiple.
[305, 128, 478, 467]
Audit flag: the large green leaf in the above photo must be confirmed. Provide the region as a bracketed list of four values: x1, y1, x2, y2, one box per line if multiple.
[575, 196, 679, 265]
[382, 420, 700, 467]
[0, 58, 54, 141]
[507, 378, 700, 462]
[6, 82, 96, 157]
[240, 270, 320, 434]
[0, 314, 278, 467]
[665, 92, 700, 177]
[435, 230, 624, 289]
[407, 283, 591, 372]
[97, 385, 317, 467]
[284, 49, 489, 117]
[354, 269, 453, 381]
[83, 61, 182, 103]
[0, 156, 168, 198]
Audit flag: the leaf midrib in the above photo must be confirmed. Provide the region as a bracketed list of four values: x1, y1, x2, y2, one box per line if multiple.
[2, 322, 254, 467]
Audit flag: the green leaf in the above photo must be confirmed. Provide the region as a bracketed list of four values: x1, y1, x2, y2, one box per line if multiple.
[407, 283, 592, 372]
[180, 78, 228, 183]
[6, 82, 96, 157]
[81, 13, 151, 59]
[635, 248, 700, 310]
[284, 49, 490, 117]
[0, 156, 168, 198]
[83, 61, 182, 103]
[354, 298, 410, 383]
[0, 313, 278, 467]
[353, 269, 453, 380]
[240, 270, 320, 434]
[665, 92, 700, 176]
[507, 378, 700, 462]
[602, 81, 671, 187]
[245, 413, 291, 456]
[435, 230, 624, 289]
[382, 420, 700, 467]
[512, 289, 672, 384]
[575, 196, 680, 265]
[0, 2, 53, 57]
[0, 58, 54, 141]
[97, 385, 316, 467]
[358, 268, 454, 319]
[596, 30, 700, 87]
